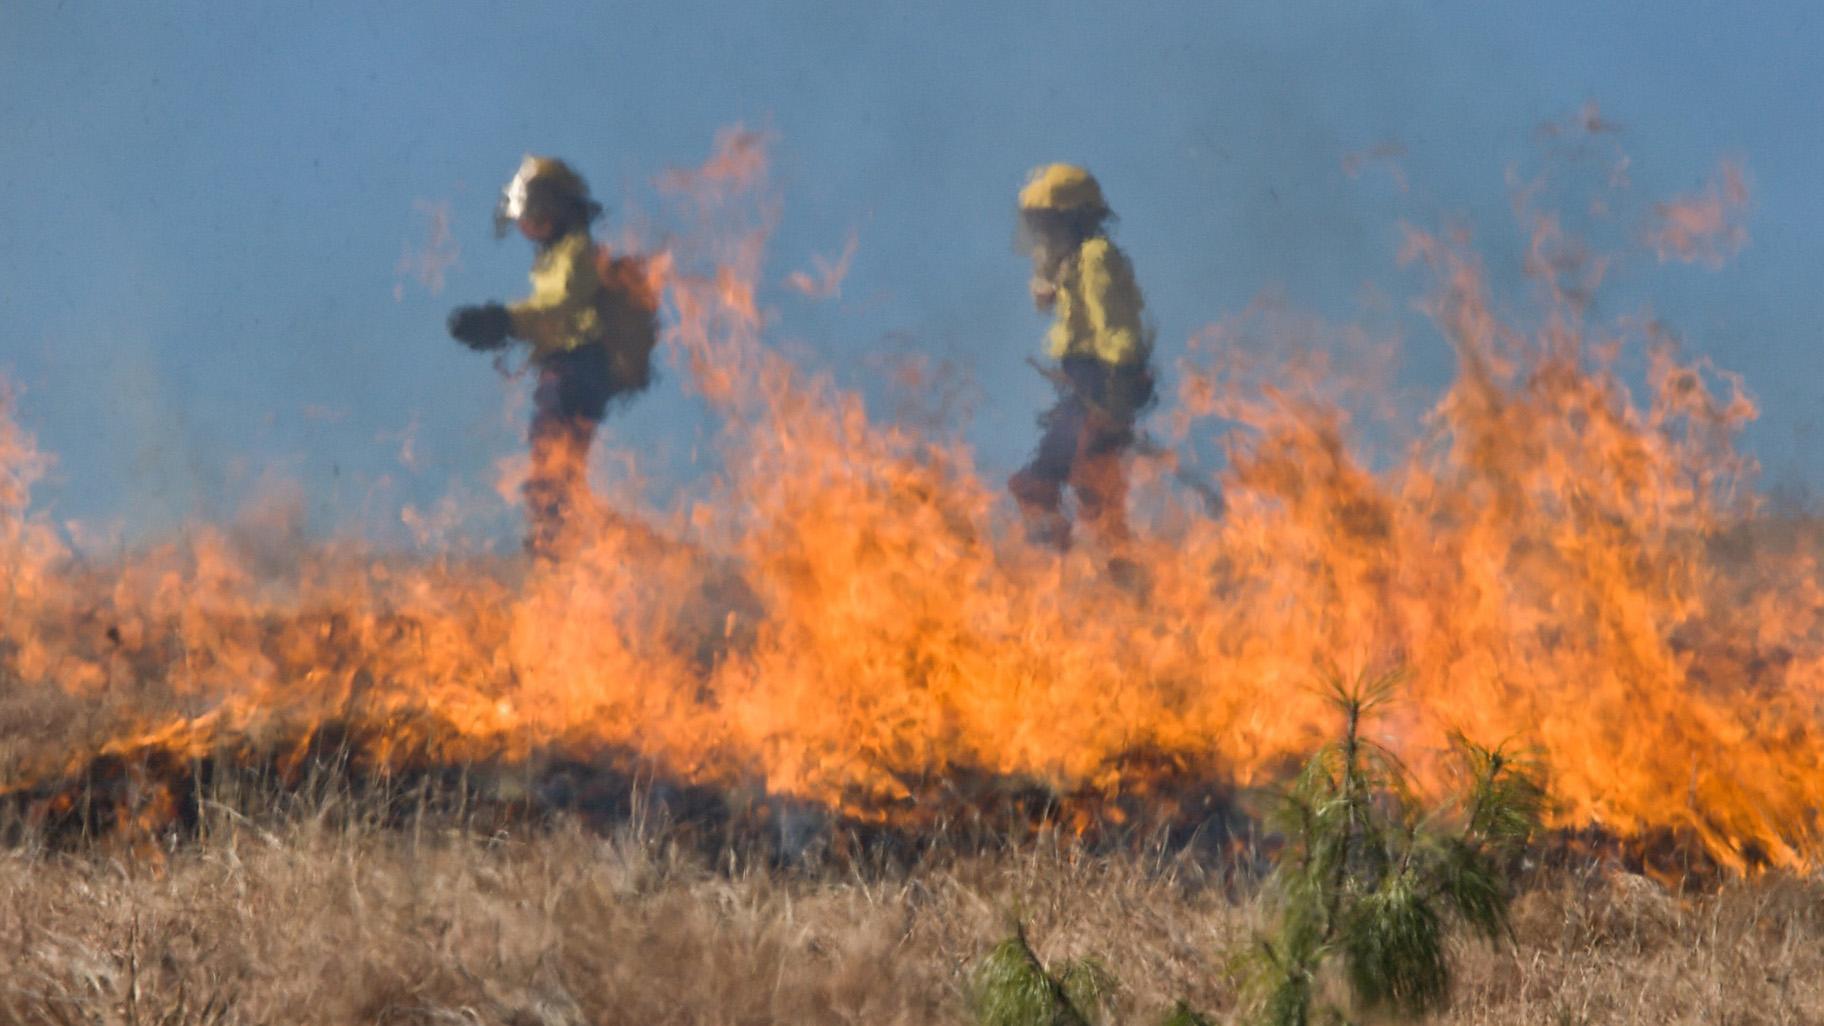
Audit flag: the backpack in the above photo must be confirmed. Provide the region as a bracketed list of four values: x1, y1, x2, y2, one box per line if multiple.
[593, 245, 662, 394]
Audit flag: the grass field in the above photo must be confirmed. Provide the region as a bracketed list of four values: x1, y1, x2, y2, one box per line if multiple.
[1, 794, 1819, 1026]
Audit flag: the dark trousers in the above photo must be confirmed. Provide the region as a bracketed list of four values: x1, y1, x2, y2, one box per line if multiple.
[1008, 357, 1138, 550]
[524, 345, 614, 557]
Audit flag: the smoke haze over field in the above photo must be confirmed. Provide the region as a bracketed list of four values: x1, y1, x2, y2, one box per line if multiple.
[3, 1, 1823, 540]
[10, 4, 1824, 877]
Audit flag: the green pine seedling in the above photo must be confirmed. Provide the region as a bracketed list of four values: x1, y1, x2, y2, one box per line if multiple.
[971, 921, 1117, 1026]
[1247, 667, 1545, 1026]
[1156, 999, 1215, 1026]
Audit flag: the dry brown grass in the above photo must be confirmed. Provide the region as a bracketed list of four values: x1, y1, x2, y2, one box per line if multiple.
[0, 802, 1818, 1026]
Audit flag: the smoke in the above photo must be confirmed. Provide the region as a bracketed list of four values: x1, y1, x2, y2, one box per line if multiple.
[2, 122, 1820, 872]
[1341, 141, 1410, 193]
[785, 229, 858, 300]
[1647, 159, 1752, 268]
[392, 199, 462, 301]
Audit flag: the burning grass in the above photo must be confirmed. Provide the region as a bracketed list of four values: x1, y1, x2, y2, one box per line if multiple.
[0, 670, 1813, 1023]
[5, 124, 1824, 874]
[4, 119, 1824, 1021]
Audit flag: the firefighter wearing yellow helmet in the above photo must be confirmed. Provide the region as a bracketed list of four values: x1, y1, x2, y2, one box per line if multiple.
[448, 155, 660, 557]
[1009, 163, 1154, 551]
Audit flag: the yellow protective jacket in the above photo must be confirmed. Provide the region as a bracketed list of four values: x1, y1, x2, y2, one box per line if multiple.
[508, 230, 610, 359]
[1045, 236, 1147, 367]
[508, 229, 660, 391]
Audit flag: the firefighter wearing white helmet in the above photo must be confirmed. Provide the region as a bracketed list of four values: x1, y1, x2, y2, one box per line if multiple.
[1009, 163, 1155, 552]
[448, 155, 660, 557]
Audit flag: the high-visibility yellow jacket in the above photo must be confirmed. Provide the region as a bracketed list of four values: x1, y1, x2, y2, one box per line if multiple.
[508, 230, 608, 359]
[508, 229, 660, 391]
[1045, 236, 1147, 367]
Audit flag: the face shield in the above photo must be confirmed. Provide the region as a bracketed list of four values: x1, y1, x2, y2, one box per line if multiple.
[1017, 207, 1077, 277]
[493, 156, 540, 238]
[1013, 206, 1048, 256]
[1016, 204, 1112, 280]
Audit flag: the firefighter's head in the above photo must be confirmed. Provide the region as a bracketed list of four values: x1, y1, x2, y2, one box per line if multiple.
[1016, 163, 1113, 270]
[495, 155, 603, 243]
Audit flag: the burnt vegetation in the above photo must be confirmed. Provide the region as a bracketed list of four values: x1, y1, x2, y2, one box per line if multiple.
[4, 121, 1823, 1023]
[2, 664, 1819, 1025]
[0, 709, 1249, 871]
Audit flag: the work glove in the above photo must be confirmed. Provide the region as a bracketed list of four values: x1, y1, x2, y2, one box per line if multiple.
[448, 303, 512, 351]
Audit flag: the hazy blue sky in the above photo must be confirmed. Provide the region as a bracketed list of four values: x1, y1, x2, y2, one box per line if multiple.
[4, 1, 1821, 542]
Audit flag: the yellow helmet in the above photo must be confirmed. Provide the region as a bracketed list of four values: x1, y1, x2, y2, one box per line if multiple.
[1018, 163, 1107, 214]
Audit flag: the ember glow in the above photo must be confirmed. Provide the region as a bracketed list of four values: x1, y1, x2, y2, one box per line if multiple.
[2, 128, 1820, 872]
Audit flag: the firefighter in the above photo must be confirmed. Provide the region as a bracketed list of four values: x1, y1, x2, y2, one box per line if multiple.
[447, 156, 660, 557]
[1008, 163, 1155, 551]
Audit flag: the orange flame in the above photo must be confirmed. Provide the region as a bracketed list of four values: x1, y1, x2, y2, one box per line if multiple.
[1, 129, 1819, 872]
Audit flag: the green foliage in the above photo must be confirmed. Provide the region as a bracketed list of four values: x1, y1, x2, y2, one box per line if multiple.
[968, 668, 1543, 1026]
[1057, 956, 1120, 1021]
[1155, 999, 1215, 1026]
[1339, 874, 1446, 1012]
[971, 922, 1114, 1026]
[970, 922, 1225, 1026]
[1247, 668, 1545, 1026]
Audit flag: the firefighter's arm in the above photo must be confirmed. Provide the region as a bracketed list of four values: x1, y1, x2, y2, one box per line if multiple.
[1079, 239, 1142, 367]
[507, 237, 599, 354]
